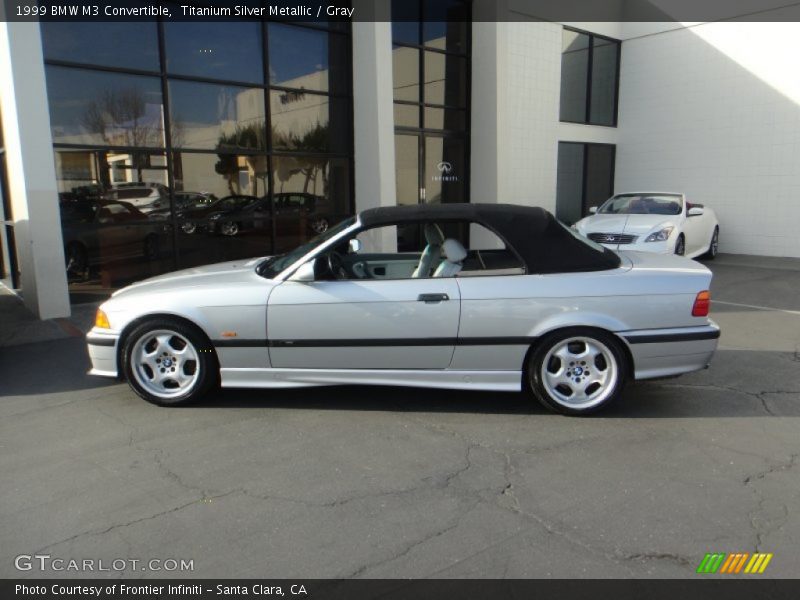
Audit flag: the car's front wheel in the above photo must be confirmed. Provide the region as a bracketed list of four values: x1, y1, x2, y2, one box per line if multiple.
[527, 328, 628, 415]
[674, 234, 686, 256]
[702, 227, 719, 260]
[121, 319, 218, 406]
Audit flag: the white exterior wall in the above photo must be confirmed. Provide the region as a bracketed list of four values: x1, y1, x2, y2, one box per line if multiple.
[477, 18, 618, 214]
[616, 22, 800, 258]
[0, 22, 70, 318]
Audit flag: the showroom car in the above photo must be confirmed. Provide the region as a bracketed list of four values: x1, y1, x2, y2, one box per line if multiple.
[61, 199, 166, 278]
[207, 193, 345, 237]
[86, 203, 720, 415]
[573, 192, 720, 259]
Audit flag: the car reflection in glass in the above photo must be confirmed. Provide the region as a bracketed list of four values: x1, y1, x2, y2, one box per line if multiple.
[60, 199, 168, 279]
[206, 193, 339, 238]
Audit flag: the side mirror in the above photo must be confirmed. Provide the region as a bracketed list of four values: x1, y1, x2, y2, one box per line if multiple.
[348, 238, 361, 254]
[688, 207, 704, 217]
[289, 260, 316, 282]
[589, 206, 598, 214]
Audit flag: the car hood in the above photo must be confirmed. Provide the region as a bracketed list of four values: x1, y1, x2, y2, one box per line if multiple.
[578, 213, 679, 236]
[111, 256, 271, 298]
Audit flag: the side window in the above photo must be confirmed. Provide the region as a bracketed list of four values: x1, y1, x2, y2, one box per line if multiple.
[317, 220, 524, 281]
[458, 223, 525, 277]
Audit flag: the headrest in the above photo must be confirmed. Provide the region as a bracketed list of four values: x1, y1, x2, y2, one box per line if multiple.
[442, 238, 467, 263]
[424, 223, 445, 246]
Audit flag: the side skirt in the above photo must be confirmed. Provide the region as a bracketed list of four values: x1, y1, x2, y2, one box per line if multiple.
[220, 368, 523, 392]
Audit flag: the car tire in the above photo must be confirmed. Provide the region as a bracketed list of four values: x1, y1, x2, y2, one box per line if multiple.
[674, 234, 686, 256]
[310, 218, 329, 234]
[702, 227, 719, 260]
[181, 222, 196, 235]
[220, 222, 239, 236]
[121, 318, 219, 406]
[65, 242, 88, 277]
[143, 234, 160, 261]
[527, 328, 628, 416]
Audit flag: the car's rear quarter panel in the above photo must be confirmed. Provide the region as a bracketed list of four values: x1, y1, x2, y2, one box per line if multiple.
[452, 262, 714, 373]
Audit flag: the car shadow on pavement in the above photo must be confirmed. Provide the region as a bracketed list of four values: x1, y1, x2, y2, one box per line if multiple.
[0, 337, 115, 397]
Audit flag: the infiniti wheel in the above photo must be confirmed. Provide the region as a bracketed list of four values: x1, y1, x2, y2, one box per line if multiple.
[674, 234, 686, 256]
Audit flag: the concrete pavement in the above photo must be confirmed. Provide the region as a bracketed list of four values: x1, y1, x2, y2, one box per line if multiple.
[1, 255, 798, 579]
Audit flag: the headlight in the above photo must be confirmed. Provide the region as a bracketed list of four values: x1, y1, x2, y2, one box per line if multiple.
[645, 227, 674, 242]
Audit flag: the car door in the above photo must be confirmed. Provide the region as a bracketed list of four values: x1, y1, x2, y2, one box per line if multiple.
[267, 277, 461, 370]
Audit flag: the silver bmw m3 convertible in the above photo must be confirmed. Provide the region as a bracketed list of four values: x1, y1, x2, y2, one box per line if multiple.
[87, 203, 719, 415]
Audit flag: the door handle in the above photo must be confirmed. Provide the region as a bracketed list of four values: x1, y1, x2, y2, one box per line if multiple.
[418, 293, 449, 303]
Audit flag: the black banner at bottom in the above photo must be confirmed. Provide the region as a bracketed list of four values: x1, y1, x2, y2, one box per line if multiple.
[4, 579, 800, 600]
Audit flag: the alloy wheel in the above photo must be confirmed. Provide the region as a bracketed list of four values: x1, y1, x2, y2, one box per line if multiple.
[539, 336, 619, 410]
[130, 330, 201, 400]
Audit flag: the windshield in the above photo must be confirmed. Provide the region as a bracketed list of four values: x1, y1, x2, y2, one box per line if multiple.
[598, 194, 682, 216]
[257, 217, 356, 279]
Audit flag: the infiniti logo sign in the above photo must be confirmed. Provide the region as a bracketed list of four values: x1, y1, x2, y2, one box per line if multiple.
[432, 161, 458, 183]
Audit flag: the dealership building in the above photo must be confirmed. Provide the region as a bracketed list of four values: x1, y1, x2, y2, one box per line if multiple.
[1, 1, 799, 319]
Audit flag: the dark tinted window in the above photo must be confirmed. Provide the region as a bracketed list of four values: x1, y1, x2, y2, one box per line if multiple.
[270, 91, 348, 153]
[164, 22, 263, 84]
[41, 22, 159, 71]
[268, 24, 349, 95]
[556, 142, 616, 224]
[559, 30, 590, 123]
[46, 67, 164, 147]
[169, 81, 266, 151]
[560, 29, 619, 126]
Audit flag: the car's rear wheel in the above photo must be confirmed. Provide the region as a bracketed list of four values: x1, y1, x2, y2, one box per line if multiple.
[702, 227, 719, 260]
[674, 234, 686, 256]
[122, 319, 218, 406]
[143, 234, 160, 261]
[65, 242, 88, 277]
[220, 221, 239, 236]
[310, 217, 329, 234]
[181, 222, 197, 235]
[527, 328, 628, 415]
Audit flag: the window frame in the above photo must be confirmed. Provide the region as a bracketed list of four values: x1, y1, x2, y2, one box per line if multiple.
[41, 17, 356, 275]
[559, 27, 621, 128]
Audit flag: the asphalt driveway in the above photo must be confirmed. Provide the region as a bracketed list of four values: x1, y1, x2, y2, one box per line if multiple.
[1, 254, 799, 579]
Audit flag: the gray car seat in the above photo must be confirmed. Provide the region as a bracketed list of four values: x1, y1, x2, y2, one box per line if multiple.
[433, 239, 467, 278]
[412, 223, 446, 278]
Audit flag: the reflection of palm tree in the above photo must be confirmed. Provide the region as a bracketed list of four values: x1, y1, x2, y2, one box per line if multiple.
[215, 121, 330, 195]
[293, 122, 328, 193]
[215, 122, 271, 195]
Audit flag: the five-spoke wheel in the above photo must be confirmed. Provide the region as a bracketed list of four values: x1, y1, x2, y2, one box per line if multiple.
[528, 329, 627, 415]
[122, 319, 218, 405]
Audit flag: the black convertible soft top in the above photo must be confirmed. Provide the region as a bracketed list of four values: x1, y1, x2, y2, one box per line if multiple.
[359, 203, 621, 274]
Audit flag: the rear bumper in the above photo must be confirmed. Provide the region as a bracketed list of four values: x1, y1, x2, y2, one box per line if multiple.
[86, 329, 120, 378]
[621, 321, 720, 380]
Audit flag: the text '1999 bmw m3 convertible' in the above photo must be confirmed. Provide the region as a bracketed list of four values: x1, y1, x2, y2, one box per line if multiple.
[87, 203, 719, 415]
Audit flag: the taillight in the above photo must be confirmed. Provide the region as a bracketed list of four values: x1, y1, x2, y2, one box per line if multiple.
[692, 291, 711, 317]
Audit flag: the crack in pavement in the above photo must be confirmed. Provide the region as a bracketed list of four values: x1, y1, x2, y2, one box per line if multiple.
[32, 489, 241, 555]
[743, 453, 798, 552]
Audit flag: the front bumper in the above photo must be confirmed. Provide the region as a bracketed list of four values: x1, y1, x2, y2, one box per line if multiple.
[598, 239, 674, 254]
[86, 329, 120, 377]
[622, 321, 720, 380]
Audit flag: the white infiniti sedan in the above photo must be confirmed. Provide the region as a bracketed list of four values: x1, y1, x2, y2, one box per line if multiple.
[573, 192, 719, 259]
